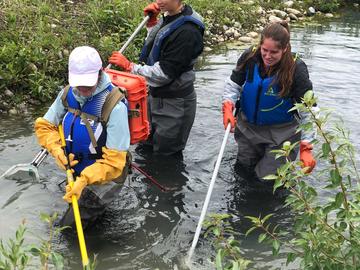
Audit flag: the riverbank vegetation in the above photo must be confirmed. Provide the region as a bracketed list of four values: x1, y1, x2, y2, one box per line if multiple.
[0, 213, 96, 270]
[245, 91, 360, 269]
[203, 91, 360, 269]
[0, 0, 357, 114]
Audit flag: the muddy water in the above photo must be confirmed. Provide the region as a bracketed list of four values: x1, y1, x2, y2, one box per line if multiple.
[0, 10, 359, 270]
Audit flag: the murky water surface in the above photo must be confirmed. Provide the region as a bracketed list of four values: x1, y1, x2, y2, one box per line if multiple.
[1, 10, 359, 270]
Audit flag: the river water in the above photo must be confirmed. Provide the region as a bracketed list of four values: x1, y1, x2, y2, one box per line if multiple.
[0, 10, 359, 270]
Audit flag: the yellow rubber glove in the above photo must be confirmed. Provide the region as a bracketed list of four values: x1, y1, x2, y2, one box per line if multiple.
[34, 118, 78, 170]
[63, 177, 87, 203]
[34, 117, 62, 150]
[63, 147, 128, 203]
[53, 152, 78, 171]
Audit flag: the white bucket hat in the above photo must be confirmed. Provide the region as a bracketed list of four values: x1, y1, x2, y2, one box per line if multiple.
[68, 46, 102, 87]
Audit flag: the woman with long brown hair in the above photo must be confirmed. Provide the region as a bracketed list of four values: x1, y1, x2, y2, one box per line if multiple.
[222, 21, 316, 183]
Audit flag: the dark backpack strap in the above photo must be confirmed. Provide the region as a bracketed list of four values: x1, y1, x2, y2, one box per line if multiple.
[101, 87, 126, 124]
[61, 85, 71, 109]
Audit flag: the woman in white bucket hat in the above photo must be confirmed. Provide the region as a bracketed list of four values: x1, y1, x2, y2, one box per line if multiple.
[34, 46, 131, 228]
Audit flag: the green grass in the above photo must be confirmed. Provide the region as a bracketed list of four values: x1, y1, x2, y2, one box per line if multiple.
[0, 0, 346, 105]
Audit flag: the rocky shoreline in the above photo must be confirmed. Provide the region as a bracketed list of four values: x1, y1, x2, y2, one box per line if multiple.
[202, 0, 340, 52]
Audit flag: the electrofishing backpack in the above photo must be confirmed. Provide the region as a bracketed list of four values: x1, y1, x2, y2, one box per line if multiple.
[105, 69, 150, 144]
[61, 70, 149, 145]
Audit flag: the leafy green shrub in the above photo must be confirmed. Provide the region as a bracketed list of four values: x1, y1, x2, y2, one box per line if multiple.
[204, 214, 251, 270]
[0, 0, 146, 102]
[0, 220, 29, 270]
[0, 213, 65, 270]
[0, 213, 97, 270]
[247, 91, 360, 269]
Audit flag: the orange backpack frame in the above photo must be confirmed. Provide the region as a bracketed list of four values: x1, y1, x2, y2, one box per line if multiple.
[105, 69, 150, 145]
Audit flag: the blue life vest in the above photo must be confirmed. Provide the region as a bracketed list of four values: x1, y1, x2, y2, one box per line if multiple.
[62, 85, 123, 175]
[241, 63, 294, 125]
[139, 11, 205, 66]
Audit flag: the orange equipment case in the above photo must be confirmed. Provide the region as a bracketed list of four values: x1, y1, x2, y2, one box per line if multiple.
[105, 69, 150, 145]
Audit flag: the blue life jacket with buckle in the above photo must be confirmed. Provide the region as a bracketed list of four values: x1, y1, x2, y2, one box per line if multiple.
[61, 85, 126, 175]
[139, 11, 205, 66]
[241, 62, 294, 125]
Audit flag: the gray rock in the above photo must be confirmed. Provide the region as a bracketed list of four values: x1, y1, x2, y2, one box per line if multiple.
[308, 7, 316, 16]
[268, 15, 283, 23]
[0, 102, 9, 110]
[247, 31, 259, 38]
[4, 89, 14, 97]
[289, 13, 298, 21]
[256, 6, 265, 16]
[57, 50, 63, 59]
[28, 63, 38, 72]
[354, 3, 359, 8]
[9, 108, 18, 115]
[18, 102, 27, 111]
[272, 9, 287, 19]
[238, 36, 253, 43]
[223, 25, 229, 31]
[257, 26, 264, 32]
[234, 30, 241, 39]
[63, 49, 70, 57]
[283, 1, 294, 8]
[225, 29, 234, 37]
[203, 47, 213, 52]
[234, 21, 242, 29]
[286, 8, 303, 16]
[28, 99, 42, 106]
[259, 17, 267, 25]
[325, 13, 334, 18]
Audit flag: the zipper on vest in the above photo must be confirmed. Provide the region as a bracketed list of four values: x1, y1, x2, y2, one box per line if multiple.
[254, 83, 262, 124]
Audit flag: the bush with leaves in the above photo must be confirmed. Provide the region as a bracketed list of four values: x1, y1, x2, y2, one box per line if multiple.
[246, 91, 360, 269]
[0, 213, 97, 270]
[0, 0, 146, 103]
[204, 214, 251, 270]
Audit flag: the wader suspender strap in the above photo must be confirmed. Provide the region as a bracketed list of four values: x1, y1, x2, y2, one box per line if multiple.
[61, 85, 71, 108]
[80, 113, 99, 149]
[65, 108, 99, 150]
[101, 87, 125, 123]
